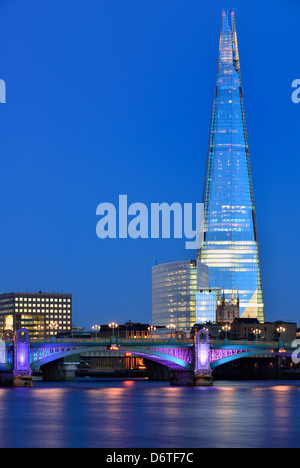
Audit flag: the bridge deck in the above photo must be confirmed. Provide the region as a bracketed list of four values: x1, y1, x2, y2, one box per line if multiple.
[27, 338, 294, 349]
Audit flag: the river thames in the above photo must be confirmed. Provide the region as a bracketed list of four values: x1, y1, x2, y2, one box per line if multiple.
[0, 378, 299, 448]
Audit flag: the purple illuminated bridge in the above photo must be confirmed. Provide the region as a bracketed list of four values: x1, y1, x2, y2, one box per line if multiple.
[0, 328, 296, 386]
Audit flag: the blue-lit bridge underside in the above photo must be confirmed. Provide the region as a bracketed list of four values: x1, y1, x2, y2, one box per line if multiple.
[30, 344, 194, 372]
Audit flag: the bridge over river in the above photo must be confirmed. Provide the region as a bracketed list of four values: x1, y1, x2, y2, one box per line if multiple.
[0, 328, 297, 387]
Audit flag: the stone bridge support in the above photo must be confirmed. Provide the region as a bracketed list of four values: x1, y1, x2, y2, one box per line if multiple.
[144, 360, 170, 381]
[41, 357, 79, 382]
[13, 329, 33, 387]
[194, 328, 213, 386]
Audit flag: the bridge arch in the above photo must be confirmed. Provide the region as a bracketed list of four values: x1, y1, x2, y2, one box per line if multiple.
[210, 349, 275, 369]
[30, 346, 194, 372]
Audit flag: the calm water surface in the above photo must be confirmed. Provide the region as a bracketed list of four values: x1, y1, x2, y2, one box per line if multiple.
[0, 378, 300, 448]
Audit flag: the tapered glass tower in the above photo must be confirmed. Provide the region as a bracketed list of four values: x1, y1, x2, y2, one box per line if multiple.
[197, 11, 265, 322]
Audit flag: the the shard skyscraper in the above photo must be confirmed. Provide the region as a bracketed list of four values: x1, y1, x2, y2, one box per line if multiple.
[197, 11, 265, 322]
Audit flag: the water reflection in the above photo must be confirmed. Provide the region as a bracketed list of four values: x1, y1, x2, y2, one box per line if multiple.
[0, 379, 300, 447]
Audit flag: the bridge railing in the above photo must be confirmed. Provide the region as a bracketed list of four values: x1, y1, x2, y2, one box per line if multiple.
[29, 337, 193, 346]
[211, 340, 294, 348]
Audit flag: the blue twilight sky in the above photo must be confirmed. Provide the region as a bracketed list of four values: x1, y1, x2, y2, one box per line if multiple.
[0, 0, 299, 329]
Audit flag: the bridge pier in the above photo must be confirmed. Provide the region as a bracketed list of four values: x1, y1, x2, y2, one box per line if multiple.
[145, 360, 170, 381]
[194, 373, 213, 386]
[13, 374, 33, 387]
[13, 329, 33, 387]
[194, 328, 213, 386]
[41, 359, 78, 382]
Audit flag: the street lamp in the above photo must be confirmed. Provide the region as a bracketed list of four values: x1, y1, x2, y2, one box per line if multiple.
[109, 322, 119, 341]
[148, 326, 156, 340]
[167, 324, 176, 339]
[222, 324, 231, 341]
[254, 328, 261, 342]
[49, 321, 58, 340]
[277, 326, 286, 343]
[92, 325, 101, 340]
[37, 325, 44, 340]
[148, 326, 156, 338]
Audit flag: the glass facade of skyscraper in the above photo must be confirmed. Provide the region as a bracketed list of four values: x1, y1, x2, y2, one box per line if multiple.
[196, 288, 222, 324]
[197, 11, 265, 322]
[152, 260, 209, 331]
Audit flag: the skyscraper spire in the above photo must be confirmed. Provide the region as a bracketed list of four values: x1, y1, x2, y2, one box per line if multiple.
[231, 10, 241, 76]
[197, 11, 265, 322]
[218, 10, 233, 73]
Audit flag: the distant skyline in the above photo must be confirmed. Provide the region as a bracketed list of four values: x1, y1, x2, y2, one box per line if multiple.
[0, 0, 299, 328]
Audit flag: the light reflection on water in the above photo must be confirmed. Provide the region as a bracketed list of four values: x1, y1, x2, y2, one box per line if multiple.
[0, 379, 300, 448]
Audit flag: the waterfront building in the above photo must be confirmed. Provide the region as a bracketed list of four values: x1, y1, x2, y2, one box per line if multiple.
[58, 322, 153, 340]
[80, 354, 146, 376]
[152, 260, 208, 331]
[93, 322, 152, 340]
[0, 292, 72, 339]
[150, 327, 191, 340]
[197, 11, 265, 322]
[231, 319, 297, 342]
[191, 323, 223, 340]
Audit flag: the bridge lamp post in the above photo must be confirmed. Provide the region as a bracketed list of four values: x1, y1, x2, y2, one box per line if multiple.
[37, 325, 44, 341]
[49, 321, 59, 341]
[254, 328, 262, 342]
[222, 325, 231, 342]
[277, 327, 286, 344]
[92, 325, 101, 341]
[148, 326, 156, 339]
[109, 322, 119, 343]
[167, 324, 176, 340]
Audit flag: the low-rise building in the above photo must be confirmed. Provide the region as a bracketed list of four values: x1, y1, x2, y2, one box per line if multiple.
[0, 292, 72, 339]
[192, 323, 223, 340]
[231, 319, 297, 342]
